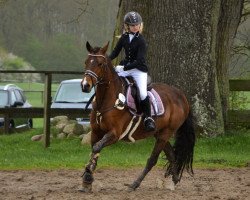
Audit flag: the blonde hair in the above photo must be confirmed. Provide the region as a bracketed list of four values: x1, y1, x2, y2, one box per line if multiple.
[123, 23, 143, 34]
[115, 23, 144, 39]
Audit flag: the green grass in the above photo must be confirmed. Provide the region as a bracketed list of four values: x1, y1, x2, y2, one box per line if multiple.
[244, 92, 250, 109]
[230, 91, 250, 109]
[0, 129, 249, 170]
[194, 130, 250, 168]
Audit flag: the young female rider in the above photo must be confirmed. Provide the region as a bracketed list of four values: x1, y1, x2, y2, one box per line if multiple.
[109, 11, 156, 132]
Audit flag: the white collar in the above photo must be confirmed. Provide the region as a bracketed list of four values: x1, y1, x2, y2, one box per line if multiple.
[129, 33, 135, 42]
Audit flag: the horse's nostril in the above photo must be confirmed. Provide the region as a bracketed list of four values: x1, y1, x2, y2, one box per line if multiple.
[82, 83, 90, 92]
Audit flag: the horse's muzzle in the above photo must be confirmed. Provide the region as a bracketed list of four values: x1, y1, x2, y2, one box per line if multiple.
[81, 82, 91, 93]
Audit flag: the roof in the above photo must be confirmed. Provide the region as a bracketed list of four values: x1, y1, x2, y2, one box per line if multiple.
[60, 79, 82, 84]
[0, 84, 22, 91]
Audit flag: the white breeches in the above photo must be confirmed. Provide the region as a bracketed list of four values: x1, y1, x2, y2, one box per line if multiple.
[118, 68, 147, 100]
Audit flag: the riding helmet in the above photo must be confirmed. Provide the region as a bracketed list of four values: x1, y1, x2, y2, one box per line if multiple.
[124, 11, 142, 25]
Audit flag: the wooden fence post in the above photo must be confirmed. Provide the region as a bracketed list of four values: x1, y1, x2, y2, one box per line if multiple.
[4, 115, 10, 134]
[43, 73, 52, 148]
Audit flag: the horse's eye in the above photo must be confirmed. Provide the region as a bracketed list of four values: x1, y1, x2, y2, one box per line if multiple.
[98, 63, 102, 66]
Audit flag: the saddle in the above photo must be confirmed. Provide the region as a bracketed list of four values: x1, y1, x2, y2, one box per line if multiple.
[121, 76, 165, 116]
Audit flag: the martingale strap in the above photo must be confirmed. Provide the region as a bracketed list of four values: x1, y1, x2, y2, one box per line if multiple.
[119, 116, 142, 142]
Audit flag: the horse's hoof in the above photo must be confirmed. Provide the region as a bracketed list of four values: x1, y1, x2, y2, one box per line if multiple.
[79, 182, 92, 193]
[124, 183, 138, 192]
[172, 176, 180, 185]
[78, 187, 92, 193]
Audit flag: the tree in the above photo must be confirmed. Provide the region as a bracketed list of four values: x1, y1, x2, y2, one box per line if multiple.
[230, 0, 250, 78]
[0, 0, 119, 81]
[113, 0, 244, 136]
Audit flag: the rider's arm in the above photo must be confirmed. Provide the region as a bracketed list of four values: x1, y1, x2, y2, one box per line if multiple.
[109, 36, 124, 60]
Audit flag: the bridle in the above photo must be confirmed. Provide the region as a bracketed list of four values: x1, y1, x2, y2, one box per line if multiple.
[84, 53, 108, 85]
[84, 53, 123, 121]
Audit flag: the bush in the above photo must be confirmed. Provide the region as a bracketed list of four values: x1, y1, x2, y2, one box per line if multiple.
[3, 57, 26, 69]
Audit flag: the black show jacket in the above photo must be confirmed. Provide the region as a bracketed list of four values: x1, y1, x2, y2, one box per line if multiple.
[109, 32, 148, 72]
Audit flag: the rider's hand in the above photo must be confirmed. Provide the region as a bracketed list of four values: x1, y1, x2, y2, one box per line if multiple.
[115, 65, 124, 73]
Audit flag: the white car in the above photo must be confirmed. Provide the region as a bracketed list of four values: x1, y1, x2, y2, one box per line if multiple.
[51, 79, 94, 124]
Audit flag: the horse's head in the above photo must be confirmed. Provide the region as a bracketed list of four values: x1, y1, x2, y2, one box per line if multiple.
[81, 41, 109, 93]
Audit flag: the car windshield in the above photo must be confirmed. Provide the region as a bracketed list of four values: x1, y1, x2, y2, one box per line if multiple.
[0, 90, 8, 106]
[54, 82, 94, 103]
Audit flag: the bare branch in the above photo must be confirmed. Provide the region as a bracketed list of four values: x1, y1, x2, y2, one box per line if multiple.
[0, 0, 9, 7]
[241, 0, 250, 22]
[64, 0, 89, 24]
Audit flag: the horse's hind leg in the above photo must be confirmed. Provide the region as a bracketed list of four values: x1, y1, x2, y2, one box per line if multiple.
[163, 142, 179, 184]
[127, 135, 169, 191]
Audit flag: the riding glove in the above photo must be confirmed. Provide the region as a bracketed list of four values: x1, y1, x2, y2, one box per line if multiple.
[115, 65, 124, 73]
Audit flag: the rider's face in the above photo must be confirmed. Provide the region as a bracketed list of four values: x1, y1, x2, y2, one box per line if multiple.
[129, 24, 140, 33]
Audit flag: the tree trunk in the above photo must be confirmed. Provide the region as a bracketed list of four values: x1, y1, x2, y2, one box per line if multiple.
[113, 0, 243, 136]
[215, 0, 243, 128]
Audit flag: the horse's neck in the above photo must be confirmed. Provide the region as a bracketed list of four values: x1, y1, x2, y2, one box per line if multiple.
[95, 65, 123, 109]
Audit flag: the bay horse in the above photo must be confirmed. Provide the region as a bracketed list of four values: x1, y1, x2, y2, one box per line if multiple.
[80, 41, 195, 192]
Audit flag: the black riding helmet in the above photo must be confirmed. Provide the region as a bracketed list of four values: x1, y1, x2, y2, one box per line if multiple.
[124, 11, 142, 25]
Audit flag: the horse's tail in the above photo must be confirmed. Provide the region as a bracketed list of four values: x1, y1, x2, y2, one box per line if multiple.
[173, 111, 196, 181]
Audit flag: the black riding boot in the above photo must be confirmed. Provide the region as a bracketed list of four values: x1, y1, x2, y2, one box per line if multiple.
[141, 96, 156, 132]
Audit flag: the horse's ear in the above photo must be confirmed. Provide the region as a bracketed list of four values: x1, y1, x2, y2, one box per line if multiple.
[86, 41, 93, 53]
[101, 41, 109, 54]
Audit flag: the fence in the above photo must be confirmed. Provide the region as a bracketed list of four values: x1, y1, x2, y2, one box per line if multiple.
[228, 79, 250, 124]
[0, 70, 84, 148]
[0, 70, 250, 147]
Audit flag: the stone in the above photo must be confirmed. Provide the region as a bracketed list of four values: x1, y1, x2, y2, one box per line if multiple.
[81, 131, 91, 145]
[31, 134, 43, 141]
[57, 132, 66, 139]
[63, 123, 84, 136]
[67, 132, 76, 138]
[51, 116, 69, 126]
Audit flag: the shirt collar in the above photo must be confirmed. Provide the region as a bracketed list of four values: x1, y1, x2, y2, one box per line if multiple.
[125, 31, 140, 37]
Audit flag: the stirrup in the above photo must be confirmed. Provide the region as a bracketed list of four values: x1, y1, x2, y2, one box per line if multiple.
[144, 117, 154, 123]
[144, 117, 156, 132]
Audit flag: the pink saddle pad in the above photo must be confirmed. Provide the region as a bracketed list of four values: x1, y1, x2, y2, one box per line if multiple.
[126, 86, 165, 116]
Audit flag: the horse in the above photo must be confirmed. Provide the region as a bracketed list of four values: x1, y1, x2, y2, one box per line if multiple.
[80, 41, 195, 192]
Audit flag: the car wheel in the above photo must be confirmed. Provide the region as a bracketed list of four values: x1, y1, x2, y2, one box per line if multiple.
[28, 119, 33, 128]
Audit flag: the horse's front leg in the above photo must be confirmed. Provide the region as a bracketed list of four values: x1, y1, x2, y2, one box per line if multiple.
[80, 132, 117, 192]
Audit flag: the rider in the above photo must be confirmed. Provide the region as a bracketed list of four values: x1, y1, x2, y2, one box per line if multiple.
[109, 11, 156, 132]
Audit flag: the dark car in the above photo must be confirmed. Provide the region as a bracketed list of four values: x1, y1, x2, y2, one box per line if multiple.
[0, 84, 33, 128]
[51, 79, 94, 124]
